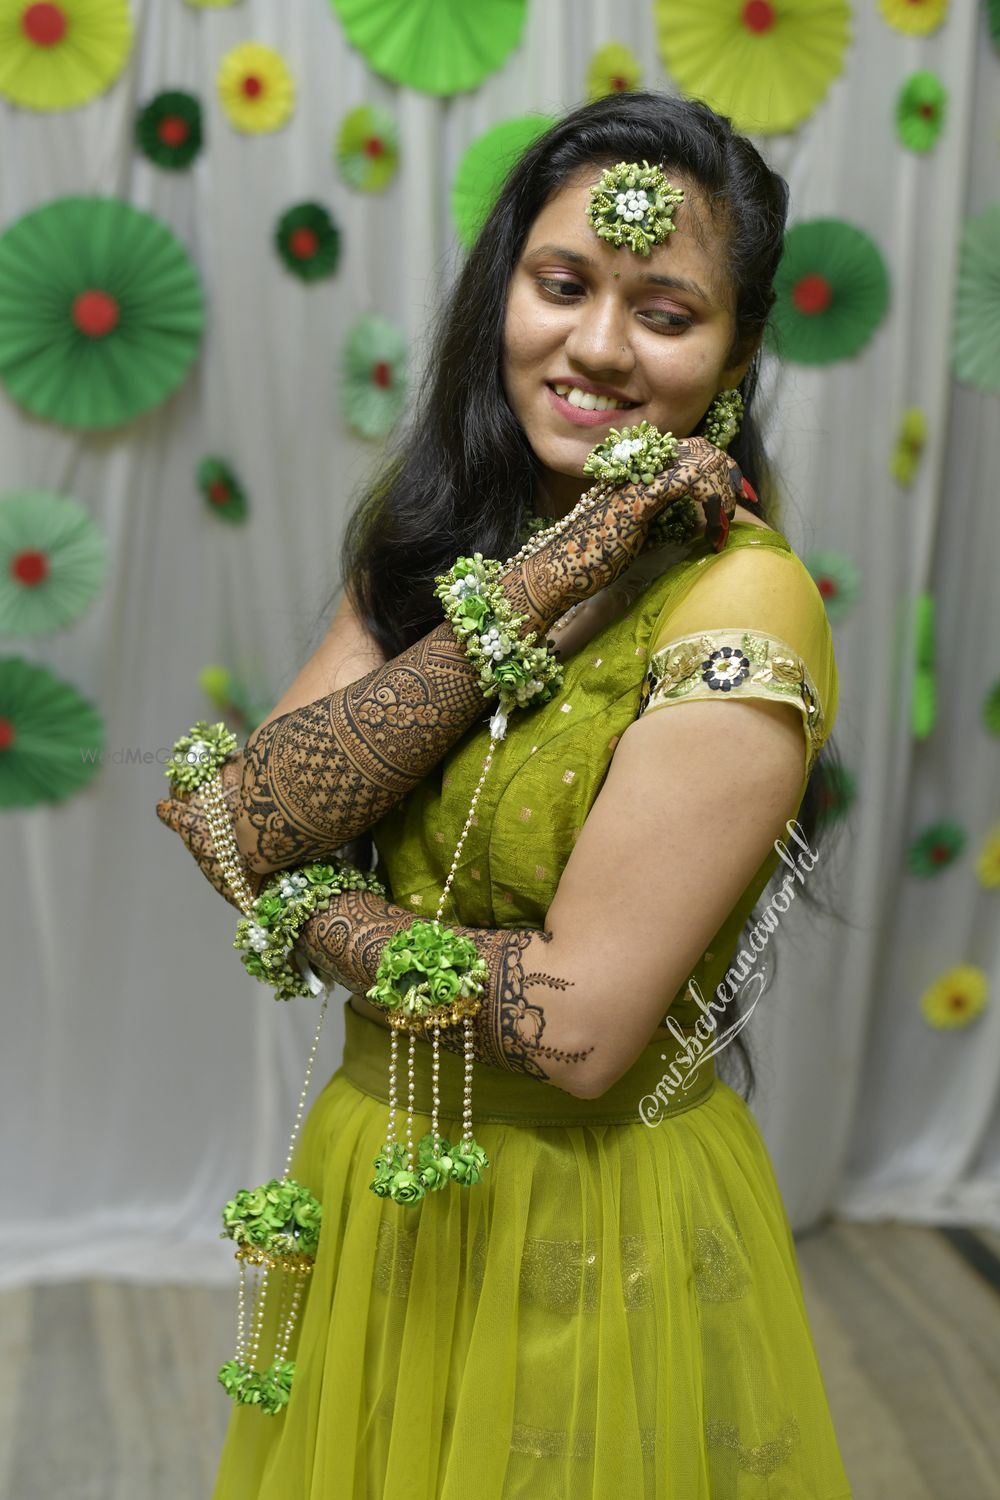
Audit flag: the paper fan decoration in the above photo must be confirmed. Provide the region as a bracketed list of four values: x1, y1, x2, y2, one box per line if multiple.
[976, 823, 1000, 888]
[983, 680, 1000, 736]
[896, 71, 947, 153]
[988, 0, 1000, 50]
[199, 664, 270, 734]
[891, 408, 926, 486]
[803, 549, 860, 623]
[452, 116, 555, 251]
[0, 490, 105, 638]
[218, 42, 294, 133]
[336, 105, 399, 193]
[907, 821, 966, 878]
[0, 656, 104, 808]
[766, 219, 889, 365]
[953, 203, 1000, 394]
[0, 196, 204, 430]
[586, 43, 642, 102]
[184, 0, 241, 6]
[136, 90, 203, 170]
[655, 0, 851, 136]
[879, 0, 948, 35]
[198, 457, 248, 523]
[341, 316, 407, 439]
[0, 0, 131, 111]
[816, 761, 856, 829]
[920, 964, 987, 1030]
[330, 0, 527, 96]
[275, 203, 341, 282]
[911, 591, 936, 740]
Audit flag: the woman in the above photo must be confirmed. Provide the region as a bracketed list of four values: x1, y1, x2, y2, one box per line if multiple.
[159, 92, 851, 1498]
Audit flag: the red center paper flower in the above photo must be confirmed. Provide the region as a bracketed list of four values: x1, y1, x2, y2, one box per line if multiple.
[11, 549, 49, 586]
[610, 75, 629, 91]
[743, 0, 776, 33]
[0, 717, 15, 751]
[931, 844, 951, 864]
[21, 2, 68, 47]
[72, 289, 120, 338]
[242, 75, 263, 99]
[948, 992, 966, 1010]
[817, 576, 836, 598]
[364, 136, 385, 158]
[157, 115, 189, 147]
[289, 227, 318, 260]
[208, 480, 231, 505]
[918, 102, 936, 119]
[372, 361, 393, 389]
[791, 273, 834, 315]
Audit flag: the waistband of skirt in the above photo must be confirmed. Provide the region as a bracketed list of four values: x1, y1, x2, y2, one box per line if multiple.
[340, 1001, 716, 1127]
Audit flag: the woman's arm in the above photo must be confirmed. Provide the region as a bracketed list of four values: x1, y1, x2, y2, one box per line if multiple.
[296, 691, 810, 1099]
[233, 441, 743, 877]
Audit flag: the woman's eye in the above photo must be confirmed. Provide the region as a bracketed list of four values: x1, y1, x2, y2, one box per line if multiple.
[535, 279, 692, 334]
[642, 311, 693, 334]
[536, 277, 583, 299]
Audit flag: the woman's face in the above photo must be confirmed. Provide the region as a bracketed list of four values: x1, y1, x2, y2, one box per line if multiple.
[502, 167, 752, 513]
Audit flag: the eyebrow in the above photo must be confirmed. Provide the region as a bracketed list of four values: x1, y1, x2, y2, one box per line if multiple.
[523, 244, 713, 304]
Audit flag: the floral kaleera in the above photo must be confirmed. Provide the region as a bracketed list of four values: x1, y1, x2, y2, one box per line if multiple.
[164, 420, 730, 1414]
[585, 161, 684, 256]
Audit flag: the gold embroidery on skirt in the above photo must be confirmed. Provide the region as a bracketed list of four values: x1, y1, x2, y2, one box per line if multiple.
[470, 1224, 653, 1312]
[705, 1412, 801, 1476]
[373, 1220, 418, 1297]
[683, 1210, 750, 1302]
[374, 1392, 657, 1460]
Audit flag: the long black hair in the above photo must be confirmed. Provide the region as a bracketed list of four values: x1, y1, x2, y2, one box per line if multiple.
[329, 91, 849, 1102]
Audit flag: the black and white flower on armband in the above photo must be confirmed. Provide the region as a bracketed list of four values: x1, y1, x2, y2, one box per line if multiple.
[702, 646, 751, 692]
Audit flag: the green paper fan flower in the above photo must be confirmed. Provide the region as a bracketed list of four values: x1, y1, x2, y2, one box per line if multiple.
[816, 761, 856, 830]
[766, 219, 890, 365]
[0, 0, 132, 112]
[655, 0, 851, 136]
[340, 315, 408, 439]
[198, 457, 248, 523]
[0, 195, 204, 430]
[275, 203, 341, 282]
[891, 408, 926, 486]
[330, 0, 527, 96]
[0, 656, 104, 808]
[199, 664, 271, 734]
[136, 90, 203, 170]
[953, 203, 1000, 394]
[988, 0, 1000, 50]
[586, 43, 642, 103]
[896, 71, 947, 153]
[0, 490, 106, 638]
[451, 115, 555, 251]
[907, 821, 966, 877]
[336, 104, 399, 193]
[802, 549, 860, 623]
[911, 591, 936, 738]
[982, 680, 1000, 736]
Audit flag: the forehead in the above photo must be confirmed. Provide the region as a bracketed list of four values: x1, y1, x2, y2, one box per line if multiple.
[521, 166, 733, 309]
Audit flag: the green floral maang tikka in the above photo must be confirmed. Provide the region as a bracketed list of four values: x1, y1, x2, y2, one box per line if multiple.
[586, 160, 685, 256]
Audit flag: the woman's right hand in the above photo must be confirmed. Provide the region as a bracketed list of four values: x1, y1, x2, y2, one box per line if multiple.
[500, 436, 743, 636]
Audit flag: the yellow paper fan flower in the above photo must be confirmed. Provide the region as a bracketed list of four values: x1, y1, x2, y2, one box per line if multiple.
[0, 0, 132, 112]
[879, 0, 948, 36]
[891, 408, 926, 486]
[920, 964, 988, 1030]
[586, 43, 642, 102]
[217, 42, 294, 134]
[975, 823, 1000, 889]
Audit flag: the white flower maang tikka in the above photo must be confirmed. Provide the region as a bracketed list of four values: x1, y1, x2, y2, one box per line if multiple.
[586, 160, 685, 256]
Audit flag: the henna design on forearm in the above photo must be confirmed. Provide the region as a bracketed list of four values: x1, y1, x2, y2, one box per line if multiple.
[297, 889, 594, 1084]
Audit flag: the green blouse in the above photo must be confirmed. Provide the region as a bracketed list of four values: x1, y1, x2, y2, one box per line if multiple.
[370, 522, 839, 1031]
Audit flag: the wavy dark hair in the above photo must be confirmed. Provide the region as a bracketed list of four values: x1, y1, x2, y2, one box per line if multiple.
[325, 91, 849, 1103]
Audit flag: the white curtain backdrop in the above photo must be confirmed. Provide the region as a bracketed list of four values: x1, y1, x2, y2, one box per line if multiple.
[1, 0, 998, 1288]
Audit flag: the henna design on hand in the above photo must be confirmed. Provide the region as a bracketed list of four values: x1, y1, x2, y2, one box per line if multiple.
[156, 754, 263, 910]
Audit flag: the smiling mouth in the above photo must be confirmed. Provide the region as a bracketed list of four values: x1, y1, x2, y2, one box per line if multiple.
[547, 382, 640, 413]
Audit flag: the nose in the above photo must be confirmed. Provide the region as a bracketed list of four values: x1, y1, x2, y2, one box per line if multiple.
[562, 291, 635, 378]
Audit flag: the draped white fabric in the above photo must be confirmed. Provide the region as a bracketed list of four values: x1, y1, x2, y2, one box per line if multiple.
[1, 0, 998, 1288]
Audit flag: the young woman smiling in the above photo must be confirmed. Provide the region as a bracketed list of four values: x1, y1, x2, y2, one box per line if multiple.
[161, 91, 851, 1499]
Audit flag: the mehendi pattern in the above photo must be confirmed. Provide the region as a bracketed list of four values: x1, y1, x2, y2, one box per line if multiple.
[637, 627, 826, 773]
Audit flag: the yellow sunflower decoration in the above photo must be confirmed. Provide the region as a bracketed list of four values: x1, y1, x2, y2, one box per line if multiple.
[217, 42, 294, 134]
[975, 823, 1000, 889]
[920, 964, 988, 1030]
[0, 0, 131, 112]
[878, 0, 948, 36]
[655, 0, 851, 136]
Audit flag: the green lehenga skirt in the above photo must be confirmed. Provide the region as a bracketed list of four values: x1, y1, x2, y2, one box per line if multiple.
[211, 1001, 853, 1499]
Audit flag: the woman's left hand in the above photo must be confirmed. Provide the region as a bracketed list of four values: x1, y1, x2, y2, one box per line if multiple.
[155, 754, 263, 911]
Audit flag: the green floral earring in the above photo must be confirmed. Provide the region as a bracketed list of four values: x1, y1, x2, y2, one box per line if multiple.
[700, 389, 744, 450]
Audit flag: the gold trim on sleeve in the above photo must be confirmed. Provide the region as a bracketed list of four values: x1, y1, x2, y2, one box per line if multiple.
[637, 628, 826, 772]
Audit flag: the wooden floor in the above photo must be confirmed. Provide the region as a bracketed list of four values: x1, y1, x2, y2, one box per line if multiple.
[2, 1221, 999, 1498]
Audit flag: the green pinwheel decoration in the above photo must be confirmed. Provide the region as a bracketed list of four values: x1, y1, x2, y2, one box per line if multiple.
[335, 104, 399, 193]
[767, 219, 890, 365]
[275, 203, 341, 282]
[802, 549, 860, 624]
[953, 204, 1000, 394]
[340, 315, 408, 439]
[907, 822, 966, 878]
[451, 115, 555, 251]
[330, 0, 527, 96]
[0, 656, 104, 808]
[0, 490, 106, 638]
[895, 71, 947, 153]
[0, 196, 204, 429]
[136, 89, 203, 170]
[198, 457, 248, 524]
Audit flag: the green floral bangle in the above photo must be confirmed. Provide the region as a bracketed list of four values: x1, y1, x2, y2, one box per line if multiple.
[366, 917, 489, 1029]
[221, 1176, 323, 1260]
[434, 553, 564, 727]
[582, 420, 679, 487]
[235, 860, 387, 1002]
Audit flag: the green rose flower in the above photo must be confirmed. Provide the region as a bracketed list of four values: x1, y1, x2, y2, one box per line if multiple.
[419, 1157, 453, 1191]
[389, 1169, 427, 1206]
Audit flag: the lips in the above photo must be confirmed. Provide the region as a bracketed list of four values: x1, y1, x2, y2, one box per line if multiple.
[545, 384, 641, 428]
